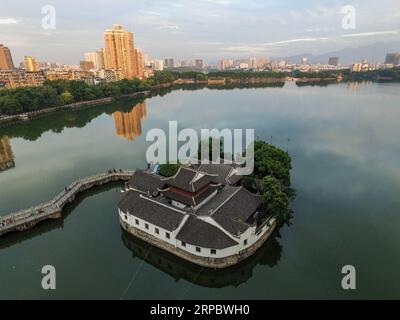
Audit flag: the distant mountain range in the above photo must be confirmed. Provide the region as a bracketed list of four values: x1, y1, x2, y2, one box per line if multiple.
[277, 41, 400, 65]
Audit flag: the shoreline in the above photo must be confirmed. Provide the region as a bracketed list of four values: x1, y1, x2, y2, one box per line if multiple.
[1, 78, 396, 128]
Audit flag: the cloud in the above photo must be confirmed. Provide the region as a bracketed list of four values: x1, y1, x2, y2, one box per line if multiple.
[270, 38, 320, 45]
[0, 17, 18, 24]
[341, 31, 399, 38]
[219, 37, 329, 54]
[159, 25, 180, 30]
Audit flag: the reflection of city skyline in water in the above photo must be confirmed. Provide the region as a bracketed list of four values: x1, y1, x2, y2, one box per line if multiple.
[121, 230, 283, 289]
[113, 102, 147, 141]
[0, 135, 15, 172]
[347, 81, 373, 94]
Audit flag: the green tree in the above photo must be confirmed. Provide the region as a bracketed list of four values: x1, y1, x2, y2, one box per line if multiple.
[254, 140, 292, 187]
[0, 96, 22, 114]
[40, 86, 59, 108]
[83, 88, 96, 101]
[69, 81, 88, 101]
[262, 176, 291, 224]
[60, 91, 74, 104]
[158, 163, 180, 177]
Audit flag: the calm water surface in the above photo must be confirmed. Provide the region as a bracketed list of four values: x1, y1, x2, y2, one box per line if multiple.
[0, 82, 399, 299]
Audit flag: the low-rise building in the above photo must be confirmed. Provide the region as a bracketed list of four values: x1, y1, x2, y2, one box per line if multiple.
[44, 69, 77, 81]
[0, 70, 46, 88]
[94, 68, 119, 82]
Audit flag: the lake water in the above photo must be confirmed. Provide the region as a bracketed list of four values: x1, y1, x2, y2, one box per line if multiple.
[0, 81, 399, 299]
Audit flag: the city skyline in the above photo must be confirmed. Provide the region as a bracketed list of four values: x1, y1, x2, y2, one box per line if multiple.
[1, 0, 400, 65]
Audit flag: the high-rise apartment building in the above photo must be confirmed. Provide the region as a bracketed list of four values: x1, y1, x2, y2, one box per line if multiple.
[217, 59, 233, 71]
[352, 63, 362, 72]
[249, 57, 268, 69]
[164, 58, 175, 69]
[152, 59, 164, 71]
[328, 57, 339, 66]
[142, 53, 151, 67]
[104, 24, 140, 79]
[84, 50, 105, 69]
[80, 60, 95, 71]
[97, 49, 105, 69]
[194, 59, 203, 70]
[0, 44, 14, 70]
[84, 52, 98, 68]
[134, 48, 144, 79]
[385, 53, 400, 66]
[249, 57, 257, 69]
[24, 56, 39, 72]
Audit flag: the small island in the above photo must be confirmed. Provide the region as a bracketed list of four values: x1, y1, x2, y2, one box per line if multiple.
[0, 140, 294, 269]
[118, 141, 294, 268]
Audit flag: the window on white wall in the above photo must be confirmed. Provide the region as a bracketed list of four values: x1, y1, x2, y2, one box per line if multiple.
[211, 249, 216, 255]
[196, 247, 201, 253]
[135, 219, 139, 225]
[155, 228, 159, 234]
[166, 232, 170, 239]
[181, 241, 186, 247]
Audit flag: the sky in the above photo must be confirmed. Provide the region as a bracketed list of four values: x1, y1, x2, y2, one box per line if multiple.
[1, 0, 400, 64]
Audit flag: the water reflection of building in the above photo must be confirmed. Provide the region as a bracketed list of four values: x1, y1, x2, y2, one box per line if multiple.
[347, 81, 372, 94]
[113, 102, 147, 141]
[121, 230, 282, 289]
[0, 136, 15, 171]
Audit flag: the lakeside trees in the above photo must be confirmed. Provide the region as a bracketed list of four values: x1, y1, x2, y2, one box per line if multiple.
[343, 67, 400, 82]
[0, 72, 175, 116]
[208, 71, 287, 79]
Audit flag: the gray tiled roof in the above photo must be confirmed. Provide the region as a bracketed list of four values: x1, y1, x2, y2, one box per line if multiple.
[198, 186, 262, 236]
[192, 174, 217, 191]
[176, 216, 238, 249]
[227, 174, 242, 185]
[165, 167, 217, 192]
[198, 164, 234, 185]
[162, 186, 218, 207]
[197, 186, 240, 216]
[128, 170, 165, 194]
[118, 191, 185, 232]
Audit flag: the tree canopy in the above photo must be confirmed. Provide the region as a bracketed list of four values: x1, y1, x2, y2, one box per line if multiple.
[244, 140, 295, 224]
[158, 163, 181, 177]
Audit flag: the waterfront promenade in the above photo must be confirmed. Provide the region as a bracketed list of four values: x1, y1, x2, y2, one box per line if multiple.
[0, 169, 134, 237]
